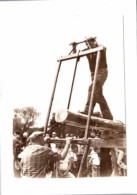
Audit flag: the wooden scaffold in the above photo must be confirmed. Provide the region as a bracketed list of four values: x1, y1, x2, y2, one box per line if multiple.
[43, 40, 126, 177]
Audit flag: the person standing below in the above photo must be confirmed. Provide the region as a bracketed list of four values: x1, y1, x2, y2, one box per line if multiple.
[55, 146, 76, 178]
[18, 131, 72, 178]
[87, 147, 100, 177]
[50, 132, 59, 152]
[13, 133, 23, 177]
[82, 36, 113, 120]
[115, 148, 127, 176]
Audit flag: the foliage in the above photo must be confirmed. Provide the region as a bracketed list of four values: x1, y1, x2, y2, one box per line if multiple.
[13, 106, 40, 135]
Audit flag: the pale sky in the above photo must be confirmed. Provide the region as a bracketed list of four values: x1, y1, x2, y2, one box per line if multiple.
[0, 0, 127, 127]
[0, 0, 137, 195]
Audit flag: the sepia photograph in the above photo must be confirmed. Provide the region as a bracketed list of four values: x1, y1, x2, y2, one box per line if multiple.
[0, 0, 136, 194]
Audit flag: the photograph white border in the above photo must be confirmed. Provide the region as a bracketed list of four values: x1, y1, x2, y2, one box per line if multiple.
[0, 0, 137, 194]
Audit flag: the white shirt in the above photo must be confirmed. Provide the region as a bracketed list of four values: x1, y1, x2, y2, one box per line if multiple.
[88, 150, 100, 166]
[58, 150, 77, 171]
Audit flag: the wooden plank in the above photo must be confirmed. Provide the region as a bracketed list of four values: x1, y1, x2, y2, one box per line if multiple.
[57, 46, 103, 61]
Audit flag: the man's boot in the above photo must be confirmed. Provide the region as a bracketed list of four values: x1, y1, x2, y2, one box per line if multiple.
[79, 105, 89, 115]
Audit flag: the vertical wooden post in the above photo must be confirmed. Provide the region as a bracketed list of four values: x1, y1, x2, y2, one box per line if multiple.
[77, 51, 101, 177]
[67, 51, 80, 109]
[44, 61, 62, 136]
[84, 51, 101, 138]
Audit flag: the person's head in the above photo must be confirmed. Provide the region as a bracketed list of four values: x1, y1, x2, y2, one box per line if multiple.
[89, 146, 94, 152]
[14, 130, 20, 137]
[52, 132, 57, 138]
[29, 131, 45, 146]
[70, 134, 74, 138]
[85, 36, 98, 49]
[90, 131, 96, 138]
[71, 145, 78, 153]
[65, 133, 69, 138]
[23, 132, 28, 138]
[45, 133, 50, 138]
[94, 147, 100, 153]
[44, 133, 50, 142]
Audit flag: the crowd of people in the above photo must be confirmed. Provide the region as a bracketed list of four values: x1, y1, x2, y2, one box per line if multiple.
[13, 130, 127, 178]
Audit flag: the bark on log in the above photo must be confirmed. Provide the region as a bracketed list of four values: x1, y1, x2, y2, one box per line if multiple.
[55, 110, 126, 131]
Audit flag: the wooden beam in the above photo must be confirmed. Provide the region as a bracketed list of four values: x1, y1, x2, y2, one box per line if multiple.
[57, 46, 103, 62]
[49, 138, 88, 145]
[65, 121, 124, 132]
[89, 138, 126, 148]
[55, 110, 126, 131]
[48, 138, 126, 148]
[65, 123, 126, 139]
[44, 61, 62, 136]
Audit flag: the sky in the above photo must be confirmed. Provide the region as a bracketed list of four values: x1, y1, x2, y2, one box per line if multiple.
[0, 0, 137, 194]
[0, 0, 127, 127]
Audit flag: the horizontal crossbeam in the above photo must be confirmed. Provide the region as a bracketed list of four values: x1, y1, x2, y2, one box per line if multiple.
[57, 46, 103, 62]
[65, 121, 125, 132]
[48, 138, 126, 148]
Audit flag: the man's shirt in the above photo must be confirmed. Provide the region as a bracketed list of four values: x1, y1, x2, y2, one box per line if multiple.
[58, 150, 77, 171]
[88, 151, 100, 166]
[18, 144, 61, 178]
[86, 49, 107, 73]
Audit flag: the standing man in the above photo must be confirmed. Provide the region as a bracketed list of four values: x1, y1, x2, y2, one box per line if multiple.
[82, 36, 113, 120]
[81, 36, 113, 177]
[87, 147, 100, 177]
[18, 131, 72, 178]
[55, 146, 76, 178]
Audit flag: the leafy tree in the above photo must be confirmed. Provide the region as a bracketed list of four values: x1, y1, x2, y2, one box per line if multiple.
[13, 114, 23, 133]
[13, 106, 40, 135]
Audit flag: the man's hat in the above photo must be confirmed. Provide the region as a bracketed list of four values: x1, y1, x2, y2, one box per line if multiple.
[85, 36, 96, 41]
[29, 131, 44, 139]
[52, 132, 57, 135]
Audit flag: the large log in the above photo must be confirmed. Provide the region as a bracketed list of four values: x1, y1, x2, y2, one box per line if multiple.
[55, 109, 126, 131]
